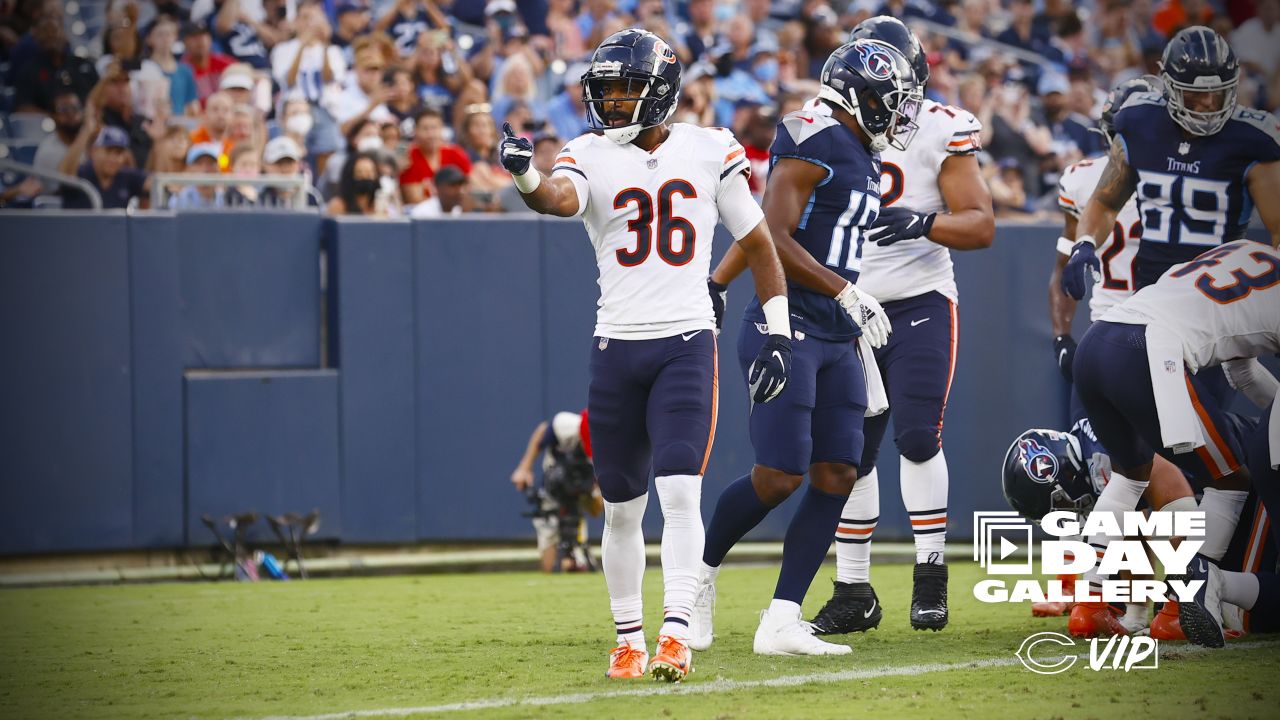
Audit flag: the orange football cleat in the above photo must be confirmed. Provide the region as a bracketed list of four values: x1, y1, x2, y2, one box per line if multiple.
[605, 644, 649, 679]
[1068, 601, 1129, 638]
[648, 634, 692, 683]
[1149, 600, 1185, 641]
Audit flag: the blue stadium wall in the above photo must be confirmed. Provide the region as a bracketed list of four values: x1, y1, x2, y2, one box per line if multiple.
[1, 211, 1269, 555]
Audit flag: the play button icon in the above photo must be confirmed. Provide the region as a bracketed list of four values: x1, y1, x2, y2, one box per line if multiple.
[999, 535, 1019, 560]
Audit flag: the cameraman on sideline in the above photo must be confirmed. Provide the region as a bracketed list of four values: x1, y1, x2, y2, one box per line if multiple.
[510, 409, 602, 572]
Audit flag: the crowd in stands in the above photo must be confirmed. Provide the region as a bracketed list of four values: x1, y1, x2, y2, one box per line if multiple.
[1, 0, 1278, 217]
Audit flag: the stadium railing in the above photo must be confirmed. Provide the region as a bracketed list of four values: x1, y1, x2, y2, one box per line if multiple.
[149, 174, 324, 211]
[0, 157, 104, 210]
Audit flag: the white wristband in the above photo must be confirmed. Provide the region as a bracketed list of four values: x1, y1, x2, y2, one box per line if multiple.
[762, 295, 791, 339]
[513, 168, 541, 194]
[1056, 236, 1075, 256]
[1075, 233, 1097, 248]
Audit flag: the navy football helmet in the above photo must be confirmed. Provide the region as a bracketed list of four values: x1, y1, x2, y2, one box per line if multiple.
[581, 29, 682, 145]
[848, 16, 929, 89]
[1097, 74, 1163, 147]
[1001, 429, 1098, 522]
[817, 39, 922, 152]
[1159, 26, 1239, 136]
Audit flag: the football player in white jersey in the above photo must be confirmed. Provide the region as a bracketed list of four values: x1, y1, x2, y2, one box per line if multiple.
[499, 29, 791, 682]
[807, 17, 995, 635]
[1073, 239, 1280, 647]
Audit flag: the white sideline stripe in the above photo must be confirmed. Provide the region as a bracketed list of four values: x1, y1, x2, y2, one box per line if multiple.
[246, 641, 1277, 720]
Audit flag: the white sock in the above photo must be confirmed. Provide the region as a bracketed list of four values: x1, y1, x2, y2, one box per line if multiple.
[655, 474, 703, 640]
[1220, 570, 1261, 610]
[1083, 471, 1148, 596]
[700, 561, 719, 585]
[1125, 602, 1150, 626]
[901, 450, 948, 564]
[603, 493, 649, 647]
[835, 468, 879, 583]
[1198, 488, 1248, 562]
[767, 598, 801, 619]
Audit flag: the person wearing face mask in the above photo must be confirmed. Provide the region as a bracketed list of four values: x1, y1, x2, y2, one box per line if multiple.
[327, 150, 384, 216]
[321, 115, 387, 198]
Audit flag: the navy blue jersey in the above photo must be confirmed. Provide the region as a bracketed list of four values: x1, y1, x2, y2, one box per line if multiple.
[744, 108, 882, 341]
[1113, 93, 1280, 288]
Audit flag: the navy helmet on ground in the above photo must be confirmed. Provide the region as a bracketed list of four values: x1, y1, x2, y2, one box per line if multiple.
[580, 29, 682, 145]
[848, 16, 930, 89]
[817, 39, 923, 152]
[1000, 429, 1097, 521]
[1097, 74, 1163, 146]
[1159, 25, 1239, 136]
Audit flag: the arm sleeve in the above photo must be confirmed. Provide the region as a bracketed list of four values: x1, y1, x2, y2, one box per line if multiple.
[716, 171, 765, 241]
[551, 144, 589, 217]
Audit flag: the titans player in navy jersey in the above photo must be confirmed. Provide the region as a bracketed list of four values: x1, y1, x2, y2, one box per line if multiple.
[688, 39, 923, 655]
[1063, 26, 1280, 300]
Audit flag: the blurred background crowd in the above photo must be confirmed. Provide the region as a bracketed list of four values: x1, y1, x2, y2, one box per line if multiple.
[1, 0, 1277, 217]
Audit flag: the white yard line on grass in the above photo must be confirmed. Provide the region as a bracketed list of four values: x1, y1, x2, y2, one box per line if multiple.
[246, 640, 1277, 720]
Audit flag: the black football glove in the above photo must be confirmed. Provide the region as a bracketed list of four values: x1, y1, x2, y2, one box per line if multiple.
[708, 278, 727, 334]
[748, 334, 791, 404]
[499, 122, 534, 175]
[866, 206, 936, 246]
[1054, 334, 1077, 382]
[1061, 240, 1100, 300]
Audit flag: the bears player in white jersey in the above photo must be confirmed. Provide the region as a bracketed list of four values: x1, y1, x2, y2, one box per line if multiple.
[499, 29, 791, 682]
[1073, 240, 1280, 647]
[804, 17, 995, 635]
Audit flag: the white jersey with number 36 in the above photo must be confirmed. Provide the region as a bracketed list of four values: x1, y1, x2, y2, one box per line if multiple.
[1058, 156, 1142, 321]
[1101, 241, 1280, 371]
[553, 124, 760, 340]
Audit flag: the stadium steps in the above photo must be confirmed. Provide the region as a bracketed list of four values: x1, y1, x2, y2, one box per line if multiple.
[0, 541, 964, 587]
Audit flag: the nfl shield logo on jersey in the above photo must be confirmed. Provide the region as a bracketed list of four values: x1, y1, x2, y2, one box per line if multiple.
[599, 337, 609, 351]
[1164, 360, 1178, 373]
[1178, 142, 1190, 155]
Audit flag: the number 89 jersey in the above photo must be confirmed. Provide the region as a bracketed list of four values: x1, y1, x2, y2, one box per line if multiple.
[554, 124, 760, 340]
[1113, 93, 1280, 289]
[1102, 241, 1280, 372]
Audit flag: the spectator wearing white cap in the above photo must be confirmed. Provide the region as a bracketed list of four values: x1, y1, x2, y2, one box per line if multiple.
[261, 135, 313, 207]
[218, 63, 258, 108]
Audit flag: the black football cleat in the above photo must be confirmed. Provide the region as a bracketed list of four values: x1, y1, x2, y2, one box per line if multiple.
[910, 561, 949, 631]
[810, 580, 883, 635]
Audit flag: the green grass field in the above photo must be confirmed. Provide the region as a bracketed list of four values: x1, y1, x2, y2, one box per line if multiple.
[2, 561, 1278, 719]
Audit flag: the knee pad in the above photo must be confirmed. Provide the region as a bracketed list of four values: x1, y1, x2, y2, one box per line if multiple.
[653, 441, 702, 478]
[655, 474, 702, 522]
[896, 427, 942, 463]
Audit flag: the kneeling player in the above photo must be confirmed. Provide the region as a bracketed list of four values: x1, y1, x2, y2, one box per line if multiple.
[1072, 241, 1280, 646]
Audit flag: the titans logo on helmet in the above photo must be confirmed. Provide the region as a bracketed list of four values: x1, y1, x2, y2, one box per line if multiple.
[1018, 438, 1059, 484]
[857, 43, 895, 81]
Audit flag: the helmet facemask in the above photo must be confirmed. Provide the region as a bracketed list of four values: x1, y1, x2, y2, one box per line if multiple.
[582, 71, 678, 145]
[1162, 71, 1237, 136]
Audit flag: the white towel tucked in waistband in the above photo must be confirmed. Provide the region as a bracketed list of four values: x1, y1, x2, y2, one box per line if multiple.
[1145, 324, 1204, 454]
[859, 340, 888, 418]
